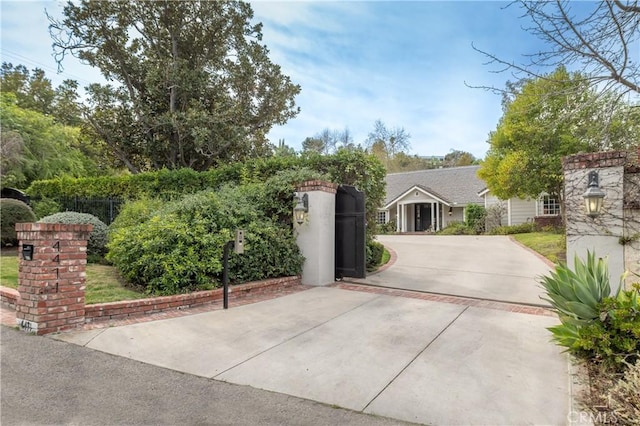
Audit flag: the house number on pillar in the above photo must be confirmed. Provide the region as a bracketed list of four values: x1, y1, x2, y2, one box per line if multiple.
[49, 241, 60, 293]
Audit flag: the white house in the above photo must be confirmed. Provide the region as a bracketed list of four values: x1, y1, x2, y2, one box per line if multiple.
[379, 165, 561, 232]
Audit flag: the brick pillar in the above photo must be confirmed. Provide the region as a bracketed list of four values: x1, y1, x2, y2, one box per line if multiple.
[15, 223, 92, 335]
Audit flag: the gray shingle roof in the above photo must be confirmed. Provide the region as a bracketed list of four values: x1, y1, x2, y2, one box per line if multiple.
[384, 165, 485, 207]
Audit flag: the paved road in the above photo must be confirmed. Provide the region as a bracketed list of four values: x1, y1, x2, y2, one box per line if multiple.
[0, 326, 410, 426]
[361, 235, 552, 306]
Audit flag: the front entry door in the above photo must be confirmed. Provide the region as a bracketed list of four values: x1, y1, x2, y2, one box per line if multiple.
[415, 204, 431, 232]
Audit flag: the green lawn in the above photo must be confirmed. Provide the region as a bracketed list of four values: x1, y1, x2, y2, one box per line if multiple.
[381, 248, 390, 266]
[0, 254, 146, 304]
[512, 232, 566, 264]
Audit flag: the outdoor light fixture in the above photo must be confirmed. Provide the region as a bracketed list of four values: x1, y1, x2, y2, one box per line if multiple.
[583, 170, 605, 218]
[294, 193, 309, 225]
[448, 206, 453, 216]
[22, 244, 34, 261]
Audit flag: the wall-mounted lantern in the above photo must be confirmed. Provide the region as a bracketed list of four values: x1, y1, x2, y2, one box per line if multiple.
[294, 193, 309, 225]
[583, 170, 605, 218]
[448, 206, 453, 216]
[22, 244, 34, 261]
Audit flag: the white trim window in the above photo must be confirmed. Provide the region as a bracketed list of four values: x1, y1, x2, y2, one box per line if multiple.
[377, 210, 388, 224]
[540, 195, 560, 216]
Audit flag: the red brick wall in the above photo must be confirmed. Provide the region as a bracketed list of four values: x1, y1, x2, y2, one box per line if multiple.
[1, 286, 19, 309]
[297, 180, 338, 194]
[85, 276, 300, 322]
[3, 276, 301, 327]
[562, 151, 628, 171]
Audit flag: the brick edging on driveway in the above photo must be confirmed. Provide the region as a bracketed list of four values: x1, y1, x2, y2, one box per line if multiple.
[331, 282, 556, 317]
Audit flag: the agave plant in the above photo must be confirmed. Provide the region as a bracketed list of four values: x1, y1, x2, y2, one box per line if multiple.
[539, 251, 612, 327]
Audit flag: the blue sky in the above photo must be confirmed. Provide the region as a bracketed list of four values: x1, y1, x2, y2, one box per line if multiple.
[1, 1, 552, 159]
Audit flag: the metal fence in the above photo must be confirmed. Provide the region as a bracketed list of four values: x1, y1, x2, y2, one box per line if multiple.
[54, 197, 124, 225]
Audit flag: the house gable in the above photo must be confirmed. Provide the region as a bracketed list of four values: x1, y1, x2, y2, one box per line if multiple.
[384, 185, 450, 210]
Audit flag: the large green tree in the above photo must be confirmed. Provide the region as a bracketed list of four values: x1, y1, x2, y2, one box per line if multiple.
[479, 66, 639, 205]
[49, 0, 301, 173]
[443, 150, 477, 168]
[1, 62, 83, 125]
[0, 93, 101, 188]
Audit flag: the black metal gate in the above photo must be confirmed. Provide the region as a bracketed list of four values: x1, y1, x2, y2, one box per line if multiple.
[335, 185, 366, 279]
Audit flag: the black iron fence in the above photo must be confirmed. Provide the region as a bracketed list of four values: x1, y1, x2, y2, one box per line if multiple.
[34, 197, 125, 225]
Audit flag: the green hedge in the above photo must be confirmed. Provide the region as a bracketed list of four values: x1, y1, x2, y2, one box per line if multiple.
[489, 222, 538, 235]
[27, 149, 386, 239]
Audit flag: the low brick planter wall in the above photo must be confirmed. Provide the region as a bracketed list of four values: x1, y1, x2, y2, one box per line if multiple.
[85, 276, 300, 323]
[2, 276, 301, 325]
[1, 286, 19, 309]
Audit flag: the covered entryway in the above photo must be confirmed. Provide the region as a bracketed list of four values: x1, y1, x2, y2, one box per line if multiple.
[414, 204, 431, 232]
[357, 235, 552, 306]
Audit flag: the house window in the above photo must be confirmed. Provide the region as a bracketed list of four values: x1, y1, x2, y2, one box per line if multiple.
[541, 195, 560, 216]
[377, 210, 387, 224]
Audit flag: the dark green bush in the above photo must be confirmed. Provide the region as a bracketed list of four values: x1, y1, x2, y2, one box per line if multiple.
[39, 212, 108, 256]
[257, 168, 328, 226]
[107, 187, 304, 295]
[438, 221, 474, 235]
[366, 240, 385, 271]
[573, 289, 640, 369]
[465, 204, 487, 234]
[31, 197, 61, 219]
[489, 222, 538, 235]
[0, 198, 36, 246]
[377, 220, 396, 235]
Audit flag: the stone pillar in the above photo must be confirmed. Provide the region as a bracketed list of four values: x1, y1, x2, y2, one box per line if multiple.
[294, 180, 337, 286]
[563, 151, 627, 294]
[15, 223, 92, 335]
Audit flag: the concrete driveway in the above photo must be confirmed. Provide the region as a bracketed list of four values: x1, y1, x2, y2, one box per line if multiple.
[361, 235, 553, 306]
[55, 285, 569, 425]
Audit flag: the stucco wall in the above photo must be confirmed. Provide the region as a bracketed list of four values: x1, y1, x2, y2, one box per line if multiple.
[295, 181, 337, 286]
[623, 171, 640, 287]
[563, 151, 637, 293]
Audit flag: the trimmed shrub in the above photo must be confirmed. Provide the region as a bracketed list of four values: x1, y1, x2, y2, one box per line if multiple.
[39, 212, 108, 256]
[366, 240, 385, 271]
[377, 220, 396, 235]
[0, 198, 36, 246]
[489, 222, 538, 235]
[107, 187, 304, 295]
[465, 204, 486, 234]
[438, 221, 474, 235]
